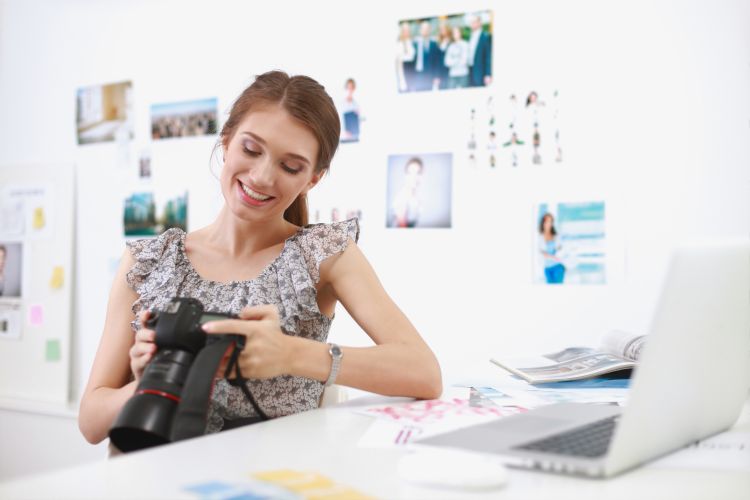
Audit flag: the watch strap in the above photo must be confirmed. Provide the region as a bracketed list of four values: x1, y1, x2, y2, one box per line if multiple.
[324, 343, 343, 387]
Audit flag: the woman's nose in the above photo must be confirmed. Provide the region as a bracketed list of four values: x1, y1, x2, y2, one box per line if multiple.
[249, 156, 275, 188]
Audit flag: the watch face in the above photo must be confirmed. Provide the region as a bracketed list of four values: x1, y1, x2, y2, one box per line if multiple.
[330, 344, 342, 357]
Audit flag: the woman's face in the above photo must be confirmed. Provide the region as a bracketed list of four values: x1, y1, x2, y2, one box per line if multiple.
[452, 27, 462, 41]
[543, 214, 553, 231]
[221, 105, 321, 225]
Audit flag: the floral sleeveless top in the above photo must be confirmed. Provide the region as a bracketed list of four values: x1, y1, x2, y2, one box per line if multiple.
[125, 219, 359, 433]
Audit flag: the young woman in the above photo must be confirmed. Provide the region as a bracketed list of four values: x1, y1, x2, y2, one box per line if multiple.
[539, 213, 566, 284]
[79, 71, 442, 444]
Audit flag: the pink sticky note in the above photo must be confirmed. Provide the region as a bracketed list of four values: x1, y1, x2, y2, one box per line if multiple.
[29, 305, 44, 326]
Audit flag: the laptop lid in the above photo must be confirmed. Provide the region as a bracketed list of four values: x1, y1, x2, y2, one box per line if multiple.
[604, 241, 750, 476]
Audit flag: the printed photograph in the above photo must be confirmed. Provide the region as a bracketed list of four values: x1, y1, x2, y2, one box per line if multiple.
[76, 81, 134, 145]
[0, 303, 22, 340]
[396, 10, 492, 93]
[0, 242, 23, 298]
[464, 89, 562, 169]
[123, 191, 188, 237]
[311, 207, 363, 224]
[339, 78, 362, 143]
[386, 153, 452, 229]
[139, 150, 152, 179]
[151, 98, 218, 140]
[533, 201, 606, 285]
[498, 89, 562, 167]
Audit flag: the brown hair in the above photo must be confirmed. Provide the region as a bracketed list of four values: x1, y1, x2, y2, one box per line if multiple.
[219, 71, 340, 226]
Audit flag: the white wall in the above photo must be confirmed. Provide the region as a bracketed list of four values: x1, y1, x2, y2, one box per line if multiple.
[0, 0, 748, 480]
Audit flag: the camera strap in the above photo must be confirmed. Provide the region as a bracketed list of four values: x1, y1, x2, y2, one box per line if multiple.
[170, 335, 268, 443]
[224, 341, 269, 422]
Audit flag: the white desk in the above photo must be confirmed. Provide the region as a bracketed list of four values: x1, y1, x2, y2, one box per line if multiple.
[1, 391, 749, 499]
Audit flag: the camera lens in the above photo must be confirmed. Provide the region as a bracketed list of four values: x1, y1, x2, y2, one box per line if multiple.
[109, 349, 194, 452]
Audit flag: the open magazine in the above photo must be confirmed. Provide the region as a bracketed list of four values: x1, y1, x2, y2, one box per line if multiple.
[490, 330, 646, 384]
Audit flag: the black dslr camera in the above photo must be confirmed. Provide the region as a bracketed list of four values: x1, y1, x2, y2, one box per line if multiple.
[109, 297, 263, 452]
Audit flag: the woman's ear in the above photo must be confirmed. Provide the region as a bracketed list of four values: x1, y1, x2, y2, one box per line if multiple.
[302, 170, 326, 195]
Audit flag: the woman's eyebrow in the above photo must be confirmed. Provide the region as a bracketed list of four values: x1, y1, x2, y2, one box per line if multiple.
[240, 131, 266, 144]
[240, 131, 311, 166]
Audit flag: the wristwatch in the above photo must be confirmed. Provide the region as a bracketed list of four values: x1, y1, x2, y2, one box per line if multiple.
[324, 343, 343, 387]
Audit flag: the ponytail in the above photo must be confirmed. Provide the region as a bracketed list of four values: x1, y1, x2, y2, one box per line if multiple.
[283, 194, 308, 226]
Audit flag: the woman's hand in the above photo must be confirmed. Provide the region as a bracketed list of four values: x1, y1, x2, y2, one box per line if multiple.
[202, 305, 292, 380]
[130, 310, 157, 382]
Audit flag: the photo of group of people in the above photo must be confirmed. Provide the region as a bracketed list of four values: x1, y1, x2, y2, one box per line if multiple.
[123, 191, 188, 237]
[396, 10, 492, 93]
[150, 98, 218, 140]
[76, 81, 134, 145]
[533, 201, 606, 285]
[386, 153, 452, 229]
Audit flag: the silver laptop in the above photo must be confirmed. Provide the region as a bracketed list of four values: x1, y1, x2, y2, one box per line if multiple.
[417, 242, 750, 477]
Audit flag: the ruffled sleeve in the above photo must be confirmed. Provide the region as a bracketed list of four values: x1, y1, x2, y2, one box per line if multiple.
[296, 218, 360, 284]
[270, 218, 359, 336]
[125, 228, 184, 329]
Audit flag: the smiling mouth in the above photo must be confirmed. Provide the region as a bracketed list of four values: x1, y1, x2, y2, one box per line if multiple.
[239, 181, 274, 202]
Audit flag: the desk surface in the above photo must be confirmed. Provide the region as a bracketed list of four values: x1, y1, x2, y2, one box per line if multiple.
[1, 390, 749, 499]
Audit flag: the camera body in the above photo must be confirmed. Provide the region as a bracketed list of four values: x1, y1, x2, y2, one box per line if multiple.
[109, 297, 237, 452]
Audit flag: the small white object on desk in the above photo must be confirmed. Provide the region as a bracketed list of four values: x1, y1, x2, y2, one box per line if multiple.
[397, 448, 509, 490]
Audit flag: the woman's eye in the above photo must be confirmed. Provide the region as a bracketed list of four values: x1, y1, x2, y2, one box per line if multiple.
[281, 163, 300, 175]
[242, 146, 261, 156]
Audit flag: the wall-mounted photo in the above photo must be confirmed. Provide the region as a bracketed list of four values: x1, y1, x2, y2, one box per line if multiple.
[534, 201, 606, 285]
[396, 10, 492, 93]
[123, 191, 188, 237]
[312, 207, 363, 224]
[0, 241, 23, 298]
[386, 153, 452, 228]
[499, 90, 562, 167]
[76, 81, 134, 145]
[150, 98, 218, 140]
[338, 78, 362, 143]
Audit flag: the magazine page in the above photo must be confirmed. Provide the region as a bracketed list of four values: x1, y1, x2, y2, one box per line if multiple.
[490, 351, 635, 384]
[511, 353, 634, 383]
[600, 330, 646, 361]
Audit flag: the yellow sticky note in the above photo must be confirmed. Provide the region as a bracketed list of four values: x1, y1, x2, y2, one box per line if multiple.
[50, 266, 64, 289]
[254, 470, 333, 490]
[252, 470, 375, 500]
[253, 469, 305, 483]
[32, 206, 45, 229]
[308, 489, 374, 500]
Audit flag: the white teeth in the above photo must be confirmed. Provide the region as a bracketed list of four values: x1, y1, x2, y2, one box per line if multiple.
[240, 182, 271, 201]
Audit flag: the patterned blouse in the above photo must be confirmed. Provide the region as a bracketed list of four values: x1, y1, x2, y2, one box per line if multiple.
[125, 218, 360, 433]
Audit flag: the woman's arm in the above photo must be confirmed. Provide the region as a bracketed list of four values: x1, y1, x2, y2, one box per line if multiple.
[78, 249, 139, 444]
[289, 240, 442, 399]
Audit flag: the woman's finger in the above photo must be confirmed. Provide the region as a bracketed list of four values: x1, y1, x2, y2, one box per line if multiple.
[201, 319, 255, 335]
[135, 328, 155, 343]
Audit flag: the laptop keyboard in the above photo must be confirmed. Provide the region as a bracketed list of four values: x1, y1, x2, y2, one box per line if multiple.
[513, 415, 619, 458]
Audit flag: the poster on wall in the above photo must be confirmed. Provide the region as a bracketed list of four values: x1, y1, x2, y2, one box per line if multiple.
[0, 302, 22, 340]
[76, 80, 134, 145]
[0, 241, 23, 299]
[123, 191, 188, 237]
[396, 10, 493, 93]
[151, 98, 218, 139]
[533, 201, 606, 285]
[0, 184, 54, 239]
[338, 78, 362, 143]
[311, 207, 363, 225]
[386, 153, 452, 229]
[466, 89, 562, 169]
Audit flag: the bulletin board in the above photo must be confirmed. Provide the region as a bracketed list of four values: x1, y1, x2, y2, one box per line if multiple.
[0, 164, 74, 405]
